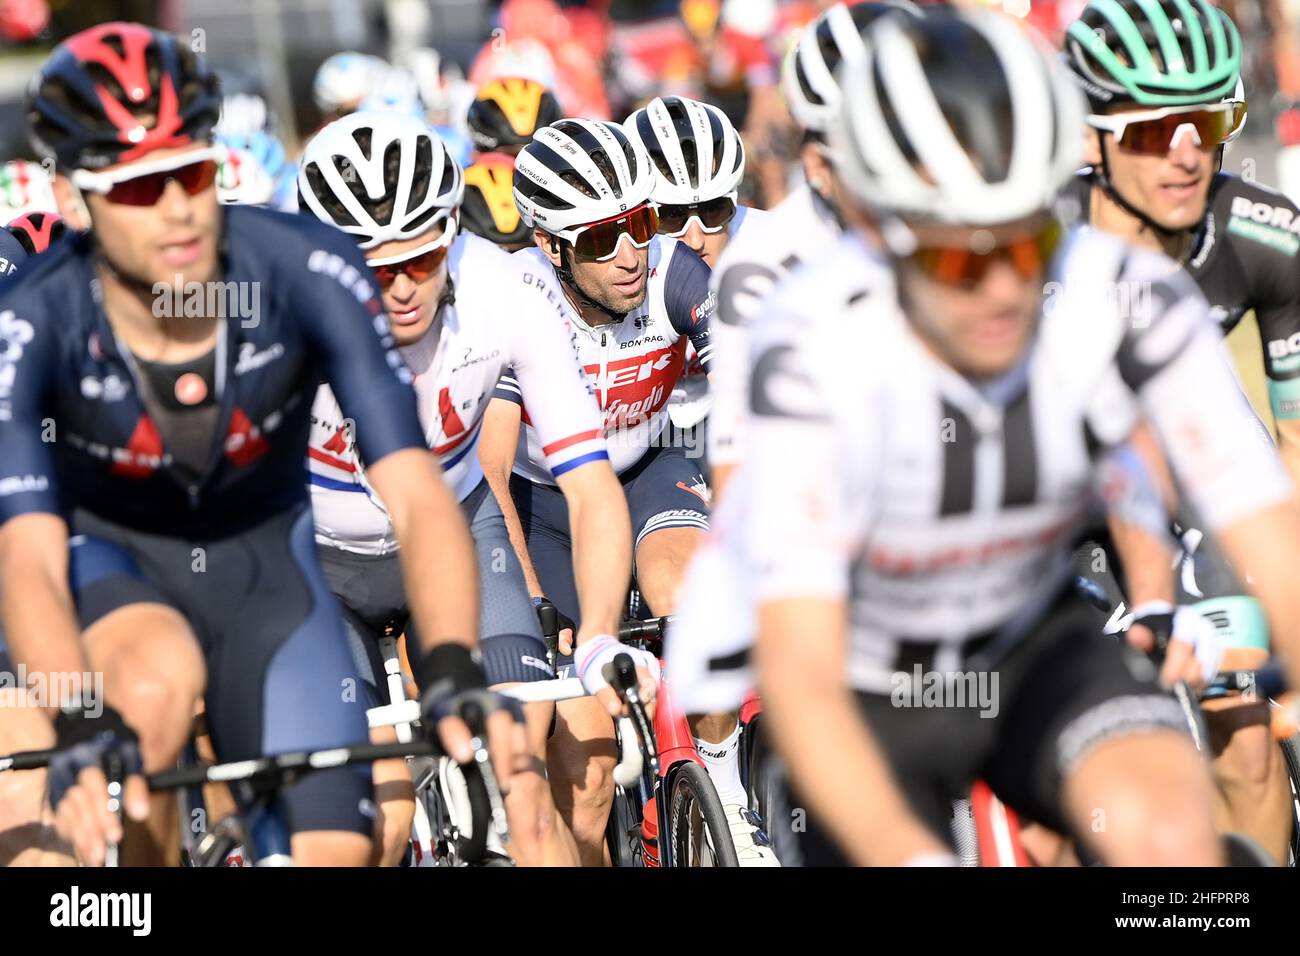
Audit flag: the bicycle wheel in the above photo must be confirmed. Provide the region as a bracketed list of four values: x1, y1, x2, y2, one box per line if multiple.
[668, 761, 740, 867]
[605, 786, 644, 867]
[1280, 733, 1300, 866]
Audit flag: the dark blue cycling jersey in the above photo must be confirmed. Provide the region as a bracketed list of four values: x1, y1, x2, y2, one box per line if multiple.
[0, 204, 427, 538]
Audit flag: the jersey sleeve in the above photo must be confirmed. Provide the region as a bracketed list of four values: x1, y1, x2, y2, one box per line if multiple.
[745, 308, 873, 602]
[1116, 254, 1293, 531]
[663, 243, 715, 372]
[493, 368, 523, 406]
[0, 300, 60, 523]
[1238, 189, 1300, 421]
[504, 266, 608, 478]
[290, 229, 426, 467]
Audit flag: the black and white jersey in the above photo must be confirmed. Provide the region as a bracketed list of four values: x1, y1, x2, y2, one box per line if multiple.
[742, 228, 1292, 692]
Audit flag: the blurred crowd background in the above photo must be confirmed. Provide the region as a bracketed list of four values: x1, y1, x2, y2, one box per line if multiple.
[0, 0, 1297, 413]
[1, 0, 1299, 204]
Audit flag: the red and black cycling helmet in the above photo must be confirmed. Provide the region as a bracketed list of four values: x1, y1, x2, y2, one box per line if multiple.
[6, 211, 66, 256]
[27, 22, 221, 172]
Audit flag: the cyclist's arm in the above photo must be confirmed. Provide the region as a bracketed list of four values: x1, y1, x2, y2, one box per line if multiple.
[1106, 421, 1178, 610]
[1273, 419, 1300, 489]
[755, 597, 949, 865]
[0, 513, 84, 715]
[748, 314, 947, 865]
[0, 305, 88, 711]
[1123, 262, 1300, 688]
[664, 242, 715, 372]
[504, 276, 630, 644]
[478, 390, 544, 597]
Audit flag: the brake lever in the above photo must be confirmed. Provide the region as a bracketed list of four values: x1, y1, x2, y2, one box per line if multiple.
[459, 697, 511, 847]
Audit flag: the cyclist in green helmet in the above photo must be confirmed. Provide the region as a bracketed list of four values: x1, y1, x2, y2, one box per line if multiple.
[1063, 0, 1298, 865]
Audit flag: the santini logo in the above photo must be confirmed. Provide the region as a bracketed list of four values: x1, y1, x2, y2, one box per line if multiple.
[50, 886, 151, 936]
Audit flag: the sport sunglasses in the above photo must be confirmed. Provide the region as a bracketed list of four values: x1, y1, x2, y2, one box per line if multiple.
[365, 215, 458, 288]
[906, 218, 1062, 289]
[71, 146, 223, 206]
[1088, 102, 1247, 157]
[654, 194, 737, 238]
[558, 203, 659, 262]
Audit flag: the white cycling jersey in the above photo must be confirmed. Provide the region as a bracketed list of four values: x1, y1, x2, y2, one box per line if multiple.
[496, 235, 715, 483]
[668, 228, 1294, 706]
[308, 232, 607, 555]
[667, 204, 768, 430]
[706, 183, 843, 468]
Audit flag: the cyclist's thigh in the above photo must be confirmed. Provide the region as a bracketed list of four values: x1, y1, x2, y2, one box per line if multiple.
[509, 473, 581, 675]
[183, 506, 375, 837]
[622, 444, 710, 557]
[981, 597, 1190, 836]
[317, 544, 406, 706]
[462, 479, 553, 686]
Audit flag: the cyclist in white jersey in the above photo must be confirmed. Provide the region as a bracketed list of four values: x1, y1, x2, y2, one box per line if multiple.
[748, 8, 1300, 866]
[298, 111, 638, 866]
[623, 95, 767, 467]
[667, 0, 915, 732]
[479, 119, 712, 863]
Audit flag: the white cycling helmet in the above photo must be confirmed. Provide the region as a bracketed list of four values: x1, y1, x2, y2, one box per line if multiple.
[359, 65, 426, 119]
[782, 1, 921, 135]
[216, 92, 274, 139]
[512, 119, 655, 236]
[0, 159, 57, 219]
[830, 7, 1085, 227]
[297, 110, 464, 249]
[314, 52, 386, 114]
[623, 96, 744, 205]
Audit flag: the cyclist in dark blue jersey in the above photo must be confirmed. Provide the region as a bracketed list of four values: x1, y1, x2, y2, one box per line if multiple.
[1062, 0, 1297, 864]
[0, 23, 521, 867]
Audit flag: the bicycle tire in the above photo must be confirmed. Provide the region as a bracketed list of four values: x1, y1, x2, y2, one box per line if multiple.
[1280, 732, 1300, 866]
[1223, 831, 1277, 867]
[668, 761, 740, 868]
[454, 756, 492, 863]
[605, 786, 643, 868]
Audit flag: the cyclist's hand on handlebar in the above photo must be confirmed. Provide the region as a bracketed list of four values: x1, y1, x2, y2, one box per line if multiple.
[47, 703, 149, 866]
[1125, 602, 1223, 689]
[533, 596, 576, 656]
[421, 683, 527, 792]
[574, 635, 659, 717]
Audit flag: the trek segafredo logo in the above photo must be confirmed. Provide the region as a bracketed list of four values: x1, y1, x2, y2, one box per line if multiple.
[1228, 197, 1300, 256]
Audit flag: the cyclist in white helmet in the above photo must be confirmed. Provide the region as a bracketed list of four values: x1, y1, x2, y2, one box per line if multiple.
[748, 6, 1300, 865]
[624, 94, 765, 468]
[313, 52, 387, 123]
[298, 111, 642, 866]
[619, 93, 776, 861]
[665, 4, 918, 852]
[479, 118, 721, 864]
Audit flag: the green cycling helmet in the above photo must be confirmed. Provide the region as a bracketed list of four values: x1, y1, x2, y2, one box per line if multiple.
[1064, 0, 1241, 109]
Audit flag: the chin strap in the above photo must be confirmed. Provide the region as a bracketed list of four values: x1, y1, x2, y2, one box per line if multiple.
[555, 242, 628, 325]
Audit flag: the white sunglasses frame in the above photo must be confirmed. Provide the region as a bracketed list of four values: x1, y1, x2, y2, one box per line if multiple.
[70, 146, 225, 196]
[1087, 102, 1244, 152]
[551, 203, 659, 262]
[652, 192, 739, 239]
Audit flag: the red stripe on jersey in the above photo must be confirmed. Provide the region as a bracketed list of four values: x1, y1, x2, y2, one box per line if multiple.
[309, 446, 356, 472]
[542, 429, 603, 456]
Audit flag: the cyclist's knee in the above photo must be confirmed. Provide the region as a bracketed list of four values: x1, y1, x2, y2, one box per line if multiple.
[1069, 732, 1219, 865]
[635, 527, 705, 613]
